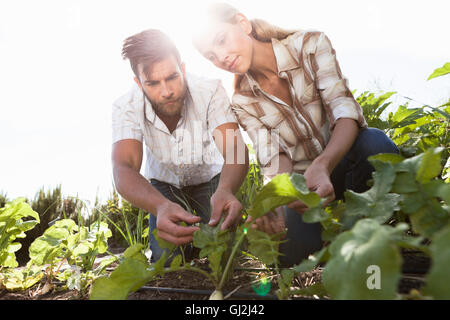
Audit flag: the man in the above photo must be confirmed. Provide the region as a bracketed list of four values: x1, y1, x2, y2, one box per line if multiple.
[111, 29, 249, 262]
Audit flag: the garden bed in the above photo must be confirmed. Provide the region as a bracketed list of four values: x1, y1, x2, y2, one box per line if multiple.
[0, 250, 428, 300]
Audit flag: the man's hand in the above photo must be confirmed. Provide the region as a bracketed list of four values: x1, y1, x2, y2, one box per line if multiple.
[288, 160, 335, 214]
[209, 188, 243, 230]
[246, 206, 286, 237]
[156, 201, 202, 245]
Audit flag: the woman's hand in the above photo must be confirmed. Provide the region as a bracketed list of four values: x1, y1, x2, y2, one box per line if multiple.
[246, 206, 286, 237]
[288, 160, 335, 214]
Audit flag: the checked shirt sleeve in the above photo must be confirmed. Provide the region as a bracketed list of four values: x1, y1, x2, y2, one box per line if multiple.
[231, 103, 282, 168]
[206, 80, 238, 135]
[111, 92, 143, 144]
[312, 32, 368, 130]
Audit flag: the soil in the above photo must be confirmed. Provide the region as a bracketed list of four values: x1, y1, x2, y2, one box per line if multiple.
[0, 249, 429, 300]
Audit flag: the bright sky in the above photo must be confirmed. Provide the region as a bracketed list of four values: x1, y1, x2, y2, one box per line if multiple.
[1, 0, 449, 208]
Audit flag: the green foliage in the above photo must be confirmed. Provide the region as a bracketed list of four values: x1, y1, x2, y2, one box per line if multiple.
[0, 264, 43, 291]
[0, 198, 40, 269]
[356, 89, 450, 162]
[96, 188, 149, 250]
[89, 243, 200, 300]
[247, 173, 321, 219]
[427, 62, 450, 80]
[236, 148, 264, 214]
[322, 219, 406, 299]
[423, 225, 450, 298]
[0, 192, 8, 209]
[89, 244, 153, 300]
[193, 218, 232, 283]
[26, 218, 115, 293]
[357, 91, 396, 130]
[295, 146, 450, 300]
[29, 219, 113, 272]
[371, 148, 450, 238]
[343, 160, 401, 227]
[245, 228, 285, 266]
[14, 186, 86, 266]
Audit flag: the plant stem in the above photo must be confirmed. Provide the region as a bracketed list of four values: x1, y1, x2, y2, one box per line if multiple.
[218, 229, 246, 290]
[180, 246, 186, 265]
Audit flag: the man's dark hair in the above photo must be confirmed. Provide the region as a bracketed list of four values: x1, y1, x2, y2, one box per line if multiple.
[122, 29, 181, 80]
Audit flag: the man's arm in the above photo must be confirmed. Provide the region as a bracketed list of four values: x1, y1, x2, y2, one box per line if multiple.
[112, 139, 201, 245]
[112, 139, 165, 213]
[209, 122, 249, 230]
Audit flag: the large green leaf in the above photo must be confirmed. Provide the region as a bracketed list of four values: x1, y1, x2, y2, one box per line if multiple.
[416, 147, 444, 184]
[343, 160, 400, 225]
[90, 243, 161, 300]
[247, 173, 321, 219]
[89, 257, 152, 300]
[407, 198, 449, 238]
[423, 225, 450, 298]
[0, 199, 40, 268]
[322, 219, 403, 300]
[427, 62, 450, 80]
[0, 198, 40, 223]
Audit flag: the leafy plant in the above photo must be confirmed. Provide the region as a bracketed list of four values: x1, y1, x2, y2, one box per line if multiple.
[0, 198, 40, 269]
[89, 172, 325, 300]
[289, 147, 449, 300]
[96, 188, 149, 250]
[28, 218, 116, 294]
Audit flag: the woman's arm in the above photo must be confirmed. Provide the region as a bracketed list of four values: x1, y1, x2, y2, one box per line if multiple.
[288, 32, 367, 214]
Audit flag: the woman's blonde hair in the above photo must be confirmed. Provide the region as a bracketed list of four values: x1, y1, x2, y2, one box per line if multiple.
[207, 2, 298, 42]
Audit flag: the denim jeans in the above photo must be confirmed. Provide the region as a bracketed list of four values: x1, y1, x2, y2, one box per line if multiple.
[148, 174, 220, 262]
[279, 127, 400, 267]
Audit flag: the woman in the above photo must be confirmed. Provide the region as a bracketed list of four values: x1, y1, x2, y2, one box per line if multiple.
[193, 3, 399, 266]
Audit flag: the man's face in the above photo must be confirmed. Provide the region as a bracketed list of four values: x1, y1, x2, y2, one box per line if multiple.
[135, 55, 187, 117]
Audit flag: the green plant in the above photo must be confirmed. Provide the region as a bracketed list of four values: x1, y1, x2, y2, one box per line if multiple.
[427, 62, 450, 80]
[288, 147, 449, 300]
[0, 198, 40, 269]
[14, 186, 86, 266]
[89, 171, 328, 300]
[27, 218, 116, 294]
[96, 188, 149, 250]
[0, 192, 8, 209]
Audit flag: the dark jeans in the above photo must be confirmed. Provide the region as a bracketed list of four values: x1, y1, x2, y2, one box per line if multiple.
[148, 174, 220, 262]
[279, 127, 400, 267]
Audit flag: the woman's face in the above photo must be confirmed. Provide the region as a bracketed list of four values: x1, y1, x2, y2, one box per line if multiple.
[193, 16, 253, 74]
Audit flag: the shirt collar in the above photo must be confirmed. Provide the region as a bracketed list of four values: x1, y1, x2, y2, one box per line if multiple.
[271, 37, 300, 74]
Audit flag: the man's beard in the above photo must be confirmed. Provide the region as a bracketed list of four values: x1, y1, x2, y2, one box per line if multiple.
[152, 95, 185, 117]
[143, 84, 187, 118]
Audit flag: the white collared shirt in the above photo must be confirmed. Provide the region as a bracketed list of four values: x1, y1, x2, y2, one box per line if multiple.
[112, 73, 238, 188]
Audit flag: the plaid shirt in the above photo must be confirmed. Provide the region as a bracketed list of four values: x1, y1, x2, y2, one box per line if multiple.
[112, 73, 238, 188]
[232, 30, 368, 173]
